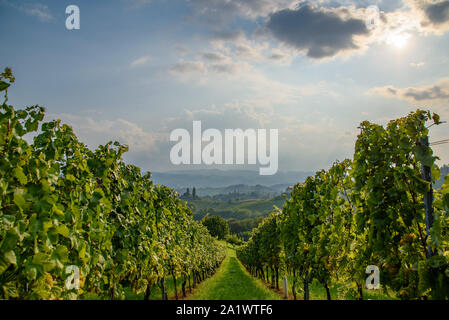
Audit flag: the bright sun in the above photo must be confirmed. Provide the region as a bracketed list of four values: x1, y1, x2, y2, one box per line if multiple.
[387, 33, 411, 49]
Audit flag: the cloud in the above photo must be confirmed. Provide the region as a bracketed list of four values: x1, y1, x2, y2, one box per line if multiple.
[173, 44, 190, 55]
[202, 28, 294, 67]
[319, 0, 404, 12]
[165, 104, 265, 131]
[268, 48, 294, 64]
[170, 61, 207, 74]
[45, 113, 172, 172]
[47, 113, 164, 153]
[419, 0, 449, 28]
[171, 48, 252, 76]
[182, 1, 449, 66]
[208, 30, 246, 42]
[2, 1, 53, 21]
[188, 0, 297, 25]
[130, 55, 151, 67]
[234, 43, 263, 60]
[410, 61, 425, 67]
[279, 116, 357, 171]
[207, 30, 272, 63]
[24, 4, 52, 21]
[261, 1, 449, 61]
[266, 4, 369, 59]
[269, 52, 286, 60]
[209, 61, 249, 74]
[186, 1, 449, 63]
[371, 78, 449, 102]
[397, 0, 449, 34]
[201, 52, 230, 62]
[168, 52, 338, 112]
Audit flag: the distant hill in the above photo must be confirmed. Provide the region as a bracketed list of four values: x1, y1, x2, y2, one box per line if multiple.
[177, 184, 290, 197]
[151, 169, 313, 192]
[189, 196, 286, 221]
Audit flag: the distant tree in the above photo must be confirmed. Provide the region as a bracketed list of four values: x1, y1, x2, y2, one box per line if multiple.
[225, 234, 244, 246]
[185, 188, 190, 197]
[201, 215, 230, 240]
[192, 187, 197, 199]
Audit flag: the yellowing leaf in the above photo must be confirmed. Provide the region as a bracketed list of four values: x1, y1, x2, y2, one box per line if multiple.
[13, 167, 27, 185]
[13, 189, 26, 209]
[56, 225, 70, 237]
[4, 251, 17, 265]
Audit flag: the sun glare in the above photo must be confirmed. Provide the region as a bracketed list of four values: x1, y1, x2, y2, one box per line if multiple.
[387, 33, 411, 49]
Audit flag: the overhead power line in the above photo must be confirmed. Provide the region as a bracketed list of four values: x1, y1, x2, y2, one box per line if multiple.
[430, 139, 449, 146]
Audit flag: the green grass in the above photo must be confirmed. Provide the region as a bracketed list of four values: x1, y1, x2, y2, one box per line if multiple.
[189, 245, 282, 300]
[85, 244, 397, 300]
[260, 269, 397, 300]
[119, 238, 395, 301]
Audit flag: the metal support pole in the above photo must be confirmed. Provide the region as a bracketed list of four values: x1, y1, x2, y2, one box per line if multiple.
[419, 136, 434, 258]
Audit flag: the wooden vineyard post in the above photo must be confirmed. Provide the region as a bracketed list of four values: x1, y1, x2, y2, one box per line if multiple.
[283, 276, 288, 299]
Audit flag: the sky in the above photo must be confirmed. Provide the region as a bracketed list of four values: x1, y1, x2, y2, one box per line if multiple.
[1, 0, 448, 173]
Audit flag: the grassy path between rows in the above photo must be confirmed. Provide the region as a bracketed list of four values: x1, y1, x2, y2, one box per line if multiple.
[188, 245, 282, 300]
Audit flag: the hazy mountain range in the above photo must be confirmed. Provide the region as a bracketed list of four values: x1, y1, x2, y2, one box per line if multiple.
[151, 169, 313, 195]
[184, 184, 290, 197]
[151, 166, 449, 196]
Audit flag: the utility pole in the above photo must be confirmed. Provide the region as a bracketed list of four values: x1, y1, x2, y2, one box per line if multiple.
[419, 136, 434, 258]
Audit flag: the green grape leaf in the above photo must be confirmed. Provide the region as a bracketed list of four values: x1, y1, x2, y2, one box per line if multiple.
[0, 81, 10, 91]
